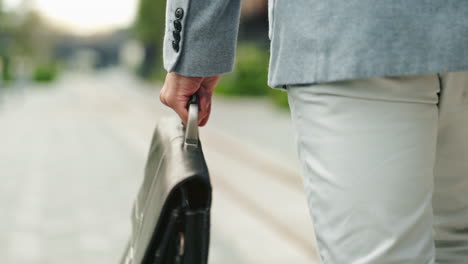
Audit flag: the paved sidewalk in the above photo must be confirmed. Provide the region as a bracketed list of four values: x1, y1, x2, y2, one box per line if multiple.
[0, 69, 317, 264]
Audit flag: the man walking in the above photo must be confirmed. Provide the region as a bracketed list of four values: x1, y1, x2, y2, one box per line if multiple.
[159, 1, 468, 263]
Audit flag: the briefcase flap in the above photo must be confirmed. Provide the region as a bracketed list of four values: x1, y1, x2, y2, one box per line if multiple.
[130, 116, 211, 263]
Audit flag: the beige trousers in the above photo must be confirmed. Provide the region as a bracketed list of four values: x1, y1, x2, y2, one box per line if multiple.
[287, 72, 468, 264]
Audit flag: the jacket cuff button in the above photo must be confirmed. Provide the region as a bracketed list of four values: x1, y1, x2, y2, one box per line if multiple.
[173, 31, 181, 42]
[175, 8, 184, 19]
[172, 41, 180, 52]
[173, 20, 182, 32]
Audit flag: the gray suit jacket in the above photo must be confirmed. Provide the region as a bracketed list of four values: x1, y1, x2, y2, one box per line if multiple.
[164, 0, 468, 88]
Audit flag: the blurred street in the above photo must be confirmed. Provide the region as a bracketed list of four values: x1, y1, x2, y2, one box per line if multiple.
[0, 69, 318, 264]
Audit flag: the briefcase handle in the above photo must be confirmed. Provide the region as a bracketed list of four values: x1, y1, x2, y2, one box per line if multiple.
[184, 94, 199, 149]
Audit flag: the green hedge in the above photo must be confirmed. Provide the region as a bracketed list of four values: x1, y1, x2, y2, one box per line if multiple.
[216, 43, 289, 109]
[33, 63, 58, 83]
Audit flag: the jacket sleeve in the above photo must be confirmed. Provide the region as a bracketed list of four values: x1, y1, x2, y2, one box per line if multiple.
[163, 0, 242, 77]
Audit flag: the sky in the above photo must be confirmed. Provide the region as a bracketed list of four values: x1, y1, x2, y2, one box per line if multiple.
[4, 0, 138, 35]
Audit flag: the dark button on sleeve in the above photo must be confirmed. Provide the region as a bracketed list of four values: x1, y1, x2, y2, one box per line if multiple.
[172, 31, 181, 42]
[172, 41, 180, 52]
[175, 8, 184, 19]
[173, 20, 182, 32]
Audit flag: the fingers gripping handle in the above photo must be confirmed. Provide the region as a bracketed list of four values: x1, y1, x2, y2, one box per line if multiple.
[184, 94, 199, 149]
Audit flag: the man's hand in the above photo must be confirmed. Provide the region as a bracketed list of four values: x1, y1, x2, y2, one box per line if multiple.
[160, 72, 220, 127]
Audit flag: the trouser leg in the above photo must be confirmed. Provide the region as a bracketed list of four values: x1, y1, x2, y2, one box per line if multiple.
[287, 75, 440, 263]
[433, 71, 468, 263]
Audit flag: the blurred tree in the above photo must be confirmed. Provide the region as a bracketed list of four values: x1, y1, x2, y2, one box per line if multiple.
[15, 11, 57, 60]
[14, 11, 42, 56]
[0, 0, 12, 82]
[134, 0, 166, 79]
[0, 1, 3, 52]
[0, 4, 59, 83]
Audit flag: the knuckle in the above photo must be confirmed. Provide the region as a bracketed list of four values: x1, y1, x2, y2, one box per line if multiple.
[159, 93, 167, 106]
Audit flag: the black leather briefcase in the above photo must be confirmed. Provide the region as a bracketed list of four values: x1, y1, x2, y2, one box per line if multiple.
[121, 96, 212, 264]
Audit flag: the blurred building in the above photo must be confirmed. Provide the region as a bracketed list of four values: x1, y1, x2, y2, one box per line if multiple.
[242, 0, 267, 14]
[239, 0, 268, 46]
[53, 29, 130, 69]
